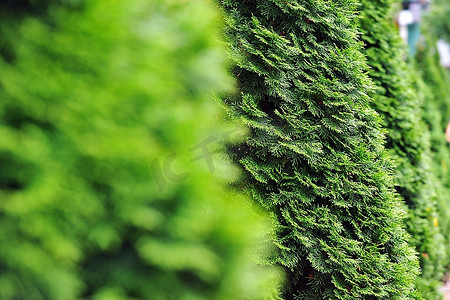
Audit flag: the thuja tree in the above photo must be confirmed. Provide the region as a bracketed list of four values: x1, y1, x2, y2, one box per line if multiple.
[219, 0, 420, 298]
[0, 0, 279, 299]
[358, 0, 446, 297]
[416, 30, 450, 270]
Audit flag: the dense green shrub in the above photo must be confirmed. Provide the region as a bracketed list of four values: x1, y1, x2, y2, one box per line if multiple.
[0, 0, 279, 299]
[358, 0, 446, 298]
[219, 0, 420, 298]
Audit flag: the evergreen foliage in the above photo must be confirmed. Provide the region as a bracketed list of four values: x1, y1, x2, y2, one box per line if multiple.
[0, 0, 278, 299]
[219, 0, 420, 298]
[358, 0, 446, 297]
[416, 31, 450, 271]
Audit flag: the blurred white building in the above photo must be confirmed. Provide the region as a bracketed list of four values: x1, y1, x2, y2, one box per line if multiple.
[437, 40, 450, 68]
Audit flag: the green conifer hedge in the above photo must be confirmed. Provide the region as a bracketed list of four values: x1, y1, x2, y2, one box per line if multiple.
[0, 0, 278, 299]
[358, 0, 446, 298]
[219, 0, 420, 298]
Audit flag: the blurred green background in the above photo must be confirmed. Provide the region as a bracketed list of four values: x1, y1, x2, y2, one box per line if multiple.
[0, 0, 281, 299]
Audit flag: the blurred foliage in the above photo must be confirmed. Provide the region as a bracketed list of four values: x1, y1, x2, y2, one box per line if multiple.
[427, 0, 450, 42]
[0, 0, 281, 299]
[416, 27, 450, 276]
[358, 0, 446, 298]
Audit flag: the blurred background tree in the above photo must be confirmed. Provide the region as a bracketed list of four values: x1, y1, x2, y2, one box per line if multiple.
[358, 0, 446, 298]
[417, 8, 450, 282]
[428, 0, 450, 43]
[0, 0, 281, 299]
